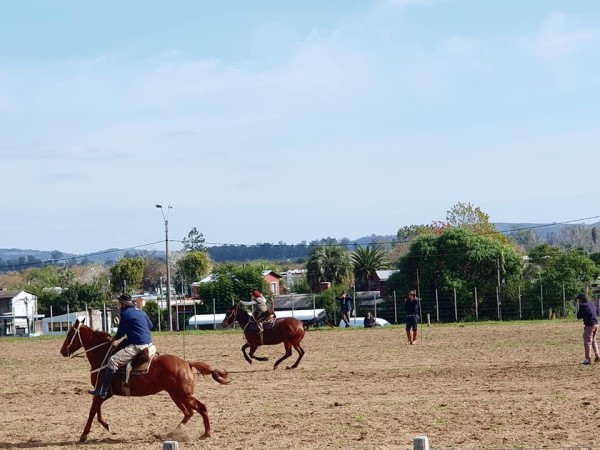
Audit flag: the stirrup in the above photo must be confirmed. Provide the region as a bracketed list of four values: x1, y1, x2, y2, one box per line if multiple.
[88, 388, 108, 399]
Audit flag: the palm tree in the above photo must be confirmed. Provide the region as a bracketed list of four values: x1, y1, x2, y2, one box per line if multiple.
[306, 245, 353, 292]
[352, 245, 387, 290]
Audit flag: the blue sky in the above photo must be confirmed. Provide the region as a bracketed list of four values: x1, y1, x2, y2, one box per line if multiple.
[1, 0, 600, 254]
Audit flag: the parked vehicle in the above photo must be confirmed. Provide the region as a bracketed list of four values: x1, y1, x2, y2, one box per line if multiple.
[339, 317, 391, 328]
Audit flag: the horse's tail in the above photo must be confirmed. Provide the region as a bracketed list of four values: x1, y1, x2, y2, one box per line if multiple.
[188, 361, 231, 385]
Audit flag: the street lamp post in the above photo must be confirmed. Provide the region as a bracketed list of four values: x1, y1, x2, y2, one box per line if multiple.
[156, 204, 173, 331]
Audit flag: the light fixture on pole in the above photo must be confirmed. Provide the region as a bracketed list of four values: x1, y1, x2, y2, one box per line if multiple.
[156, 204, 173, 331]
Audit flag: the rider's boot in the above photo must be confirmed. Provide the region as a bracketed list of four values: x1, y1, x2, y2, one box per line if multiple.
[88, 367, 115, 399]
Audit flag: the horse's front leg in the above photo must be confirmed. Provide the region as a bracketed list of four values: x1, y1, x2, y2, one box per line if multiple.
[80, 396, 105, 442]
[241, 343, 252, 364]
[248, 345, 269, 362]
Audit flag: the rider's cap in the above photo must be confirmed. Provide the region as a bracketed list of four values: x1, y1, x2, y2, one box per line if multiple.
[251, 290, 262, 298]
[576, 293, 587, 301]
[116, 293, 135, 307]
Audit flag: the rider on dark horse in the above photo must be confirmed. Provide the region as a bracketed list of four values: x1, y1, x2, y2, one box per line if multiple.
[241, 290, 270, 333]
[89, 293, 153, 399]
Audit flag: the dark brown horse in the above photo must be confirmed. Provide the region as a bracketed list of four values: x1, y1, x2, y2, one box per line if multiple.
[222, 303, 305, 369]
[59, 319, 230, 442]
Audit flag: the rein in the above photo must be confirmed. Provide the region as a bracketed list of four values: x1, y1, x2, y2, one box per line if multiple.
[67, 322, 112, 361]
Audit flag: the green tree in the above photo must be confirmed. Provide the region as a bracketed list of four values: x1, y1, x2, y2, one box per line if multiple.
[194, 264, 267, 313]
[175, 251, 212, 293]
[182, 227, 206, 252]
[142, 256, 165, 292]
[23, 266, 60, 293]
[445, 201, 510, 245]
[525, 244, 599, 314]
[109, 257, 145, 293]
[387, 227, 523, 321]
[306, 245, 353, 292]
[352, 245, 387, 290]
[143, 300, 168, 330]
[37, 282, 107, 316]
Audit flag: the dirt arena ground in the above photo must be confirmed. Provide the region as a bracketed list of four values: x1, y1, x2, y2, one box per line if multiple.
[1, 320, 599, 450]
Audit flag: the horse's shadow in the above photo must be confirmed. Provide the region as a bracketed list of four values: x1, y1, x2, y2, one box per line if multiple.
[228, 368, 274, 374]
[0, 437, 130, 448]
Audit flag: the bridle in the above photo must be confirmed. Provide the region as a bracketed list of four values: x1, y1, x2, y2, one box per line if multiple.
[223, 304, 239, 328]
[65, 321, 111, 359]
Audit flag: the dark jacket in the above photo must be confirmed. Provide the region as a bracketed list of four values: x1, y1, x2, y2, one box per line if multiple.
[577, 301, 598, 327]
[404, 298, 419, 316]
[338, 294, 353, 312]
[114, 306, 153, 345]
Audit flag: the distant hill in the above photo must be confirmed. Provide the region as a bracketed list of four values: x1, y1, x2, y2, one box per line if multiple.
[2, 222, 599, 269]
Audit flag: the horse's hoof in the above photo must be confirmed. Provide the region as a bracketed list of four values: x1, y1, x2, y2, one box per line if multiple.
[102, 422, 110, 431]
[79, 435, 87, 443]
[200, 432, 211, 439]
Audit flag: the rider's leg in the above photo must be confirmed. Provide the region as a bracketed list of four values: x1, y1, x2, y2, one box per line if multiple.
[89, 367, 115, 398]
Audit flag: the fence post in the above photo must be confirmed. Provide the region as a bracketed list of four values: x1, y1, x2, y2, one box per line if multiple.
[435, 289, 439, 322]
[193, 301, 197, 330]
[413, 436, 430, 450]
[496, 286, 501, 321]
[474, 287, 478, 321]
[374, 293, 377, 319]
[562, 283, 566, 317]
[212, 298, 216, 330]
[518, 285, 522, 319]
[393, 291, 397, 324]
[453, 287, 457, 322]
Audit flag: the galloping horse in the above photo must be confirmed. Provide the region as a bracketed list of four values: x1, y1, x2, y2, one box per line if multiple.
[222, 303, 306, 369]
[59, 319, 230, 442]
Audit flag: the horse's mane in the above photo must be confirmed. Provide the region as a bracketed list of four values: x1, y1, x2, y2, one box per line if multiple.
[91, 327, 112, 341]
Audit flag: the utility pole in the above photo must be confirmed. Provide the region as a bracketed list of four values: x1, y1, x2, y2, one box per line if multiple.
[156, 204, 173, 331]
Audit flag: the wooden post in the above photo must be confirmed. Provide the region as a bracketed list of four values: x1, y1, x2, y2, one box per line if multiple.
[426, 313, 430, 326]
[496, 286, 501, 321]
[435, 289, 439, 323]
[562, 283, 566, 317]
[413, 436, 430, 450]
[518, 285, 522, 319]
[393, 291, 397, 324]
[474, 287, 478, 321]
[453, 287, 457, 322]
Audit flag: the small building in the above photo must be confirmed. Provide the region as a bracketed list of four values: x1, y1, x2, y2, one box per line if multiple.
[190, 270, 283, 298]
[262, 270, 282, 296]
[368, 270, 399, 297]
[41, 309, 112, 335]
[0, 288, 44, 337]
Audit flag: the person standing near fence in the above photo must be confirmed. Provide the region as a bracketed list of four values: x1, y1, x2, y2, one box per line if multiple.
[337, 291, 353, 327]
[404, 290, 419, 345]
[576, 293, 600, 365]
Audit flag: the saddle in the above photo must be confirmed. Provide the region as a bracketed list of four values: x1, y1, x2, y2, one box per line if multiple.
[247, 311, 276, 333]
[112, 344, 158, 395]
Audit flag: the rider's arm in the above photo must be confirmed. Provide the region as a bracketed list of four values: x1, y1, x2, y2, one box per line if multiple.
[114, 309, 130, 340]
[240, 300, 257, 306]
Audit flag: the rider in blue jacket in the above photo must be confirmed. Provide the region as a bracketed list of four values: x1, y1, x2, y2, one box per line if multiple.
[89, 293, 153, 398]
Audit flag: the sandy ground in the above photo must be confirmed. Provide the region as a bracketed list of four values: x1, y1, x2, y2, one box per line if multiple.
[1, 321, 599, 450]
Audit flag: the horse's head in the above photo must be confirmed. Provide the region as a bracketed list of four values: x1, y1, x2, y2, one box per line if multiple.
[221, 304, 239, 328]
[59, 318, 86, 357]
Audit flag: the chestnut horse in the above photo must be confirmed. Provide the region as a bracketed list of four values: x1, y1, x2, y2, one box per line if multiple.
[222, 303, 305, 369]
[59, 319, 230, 442]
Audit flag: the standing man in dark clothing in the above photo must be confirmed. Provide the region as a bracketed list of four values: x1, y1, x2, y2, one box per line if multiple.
[576, 293, 600, 365]
[404, 290, 419, 345]
[88, 293, 153, 398]
[337, 291, 353, 327]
